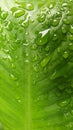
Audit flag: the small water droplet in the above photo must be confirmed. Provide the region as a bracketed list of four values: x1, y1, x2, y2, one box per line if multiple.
[52, 33, 58, 41]
[10, 74, 17, 81]
[33, 64, 40, 72]
[49, 4, 54, 9]
[21, 20, 29, 28]
[45, 45, 49, 52]
[6, 21, 13, 31]
[63, 51, 69, 59]
[11, 63, 16, 68]
[32, 54, 38, 62]
[11, 7, 19, 13]
[37, 13, 46, 23]
[14, 10, 25, 18]
[61, 25, 67, 34]
[0, 26, 3, 33]
[70, 25, 73, 34]
[63, 18, 70, 25]
[26, 3, 34, 11]
[1, 11, 8, 19]
[69, 34, 73, 41]
[25, 59, 29, 63]
[52, 19, 59, 27]
[58, 99, 70, 107]
[41, 55, 51, 67]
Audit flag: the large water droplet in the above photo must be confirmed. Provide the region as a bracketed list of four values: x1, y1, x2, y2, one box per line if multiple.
[14, 10, 25, 18]
[36, 29, 50, 45]
[37, 13, 46, 23]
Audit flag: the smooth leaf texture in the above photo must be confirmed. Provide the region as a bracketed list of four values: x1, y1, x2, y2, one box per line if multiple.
[0, 0, 73, 130]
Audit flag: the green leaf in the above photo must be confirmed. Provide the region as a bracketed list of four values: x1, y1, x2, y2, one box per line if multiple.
[0, 0, 73, 130]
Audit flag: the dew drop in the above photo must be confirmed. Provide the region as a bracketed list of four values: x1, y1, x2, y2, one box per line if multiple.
[63, 18, 70, 25]
[63, 51, 69, 59]
[21, 20, 29, 28]
[70, 25, 73, 34]
[37, 13, 46, 23]
[32, 44, 37, 50]
[69, 34, 73, 41]
[11, 63, 16, 69]
[61, 25, 67, 34]
[41, 55, 51, 67]
[14, 10, 25, 18]
[26, 3, 34, 11]
[10, 74, 17, 81]
[0, 26, 3, 33]
[52, 19, 59, 27]
[25, 59, 29, 63]
[6, 21, 13, 31]
[52, 33, 58, 41]
[1, 11, 8, 20]
[58, 99, 70, 107]
[33, 64, 40, 72]
[45, 45, 49, 52]
[62, 3, 68, 7]
[11, 7, 19, 13]
[36, 29, 50, 46]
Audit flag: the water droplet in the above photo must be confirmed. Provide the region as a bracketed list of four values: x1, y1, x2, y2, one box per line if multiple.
[69, 34, 73, 41]
[63, 18, 70, 25]
[61, 25, 67, 34]
[6, 21, 13, 31]
[25, 59, 29, 63]
[52, 19, 59, 27]
[32, 44, 37, 50]
[0, 26, 3, 33]
[26, 3, 34, 11]
[21, 20, 29, 28]
[11, 63, 16, 69]
[62, 3, 68, 7]
[69, 43, 73, 50]
[32, 54, 38, 62]
[11, 7, 19, 13]
[45, 45, 49, 52]
[63, 51, 69, 59]
[49, 4, 54, 9]
[10, 74, 17, 81]
[70, 25, 73, 34]
[14, 10, 25, 18]
[58, 98, 70, 107]
[33, 64, 40, 72]
[52, 33, 58, 41]
[41, 55, 51, 67]
[36, 29, 50, 45]
[37, 13, 46, 23]
[1, 11, 8, 19]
